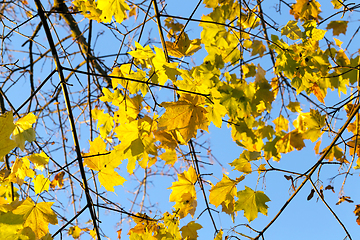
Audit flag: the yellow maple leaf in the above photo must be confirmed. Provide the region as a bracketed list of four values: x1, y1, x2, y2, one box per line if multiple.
[165, 32, 201, 58]
[159, 149, 177, 165]
[9, 157, 35, 185]
[168, 166, 197, 202]
[290, 0, 322, 22]
[12, 113, 36, 151]
[173, 192, 197, 219]
[158, 94, 209, 143]
[33, 174, 50, 194]
[92, 108, 114, 139]
[206, 99, 227, 128]
[97, 0, 130, 23]
[27, 151, 49, 171]
[209, 175, 244, 208]
[180, 221, 202, 240]
[0, 111, 17, 159]
[72, 0, 102, 22]
[100, 89, 143, 124]
[272, 115, 289, 132]
[13, 198, 58, 239]
[128, 213, 158, 235]
[83, 137, 125, 191]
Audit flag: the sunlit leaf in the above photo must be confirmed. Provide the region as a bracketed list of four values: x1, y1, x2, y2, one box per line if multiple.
[235, 186, 270, 222]
[0, 111, 17, 159]
[13, 198, 58, 239]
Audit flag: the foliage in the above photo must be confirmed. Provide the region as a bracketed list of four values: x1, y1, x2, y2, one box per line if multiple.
[0, 0, 360, 239]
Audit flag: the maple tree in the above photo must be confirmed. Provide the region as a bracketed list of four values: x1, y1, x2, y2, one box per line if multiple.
[1, 0, 360, 239]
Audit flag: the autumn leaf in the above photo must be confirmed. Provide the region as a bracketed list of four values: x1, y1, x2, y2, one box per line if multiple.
[68, 226, 82, 239]
[97, 0, 130, 23]
[326, 21, 348, 36]
[209, 174, 244, 208]
[128, 42, 155, 60]
[273, 115, 289, 132]
[235, 186, 270, 222]
[92, 108, 114, 138]
[158, 94, 209, 143]
[33, 174, 50, 194]
[354, 205, 360, 225]
[9, 157, 35, 185]
[13, 198, 58, 239]
[230, 151, 261, 174]
[0, 111, 17, 159]
[72, 0, 102, 22]
[281, 20, 302, 40]
[173, 192, 197, 219]
[180, 221, 202, 240]
[50, 171, 65, 189]
[27, 151, 49, 171]
[83, 137, 125, 191]
[168, 166, 197, 202]
[12, 112, 36, 151]
[290, 0, 322, 22]
[159, 149, 177, 165]
[214, 230, 223, 240]
[251, 40, 266, 57]
[165, 32, 201, 58]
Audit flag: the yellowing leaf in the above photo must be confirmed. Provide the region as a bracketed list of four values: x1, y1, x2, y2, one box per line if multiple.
[158, 94, 209, 143]
[235, 186, 270, 222]
[311, 83, 325, 104]
[83, 137, 125, 191]
[206, 100, 227, 128]
[128, 42, 155, 60]
[180, 221, 202, 240]
[13, 198, 58, 239]
[209, 174, 243, 208]
[165, 33, 201, 58]
[289, 130, 305, 150]
[326, 21, 348, 36]
[331, 0, 343, 9]
[251, 40, 266, 57]
[9, 157, 35, 185]
[97, 0, 130, 23]
[168, 166, 197, 202]
[129, 213, 158, 235]
[159, 149, 177, 165]
[27, 151, 49, 171]
[290, 0, 322, 22]
[33, 174, 50, 194]
[272, 115, 289, 132]
[12, 113, 36, 151]
[92, 108, 114, 138]
[214, 230, 223, 240]
[286, 101, 302, 113]
[153, 130, 178, 149]
[50, 171, 65, 189]
[281, 20, 302, 40]
[72, 0, 102, 22]
[0, 111, 17, 159]
[173, 192, 197, 219]
[334, 37, 343, 48]
[69, 226, 82, 239]
[230, 151, 261, 174]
